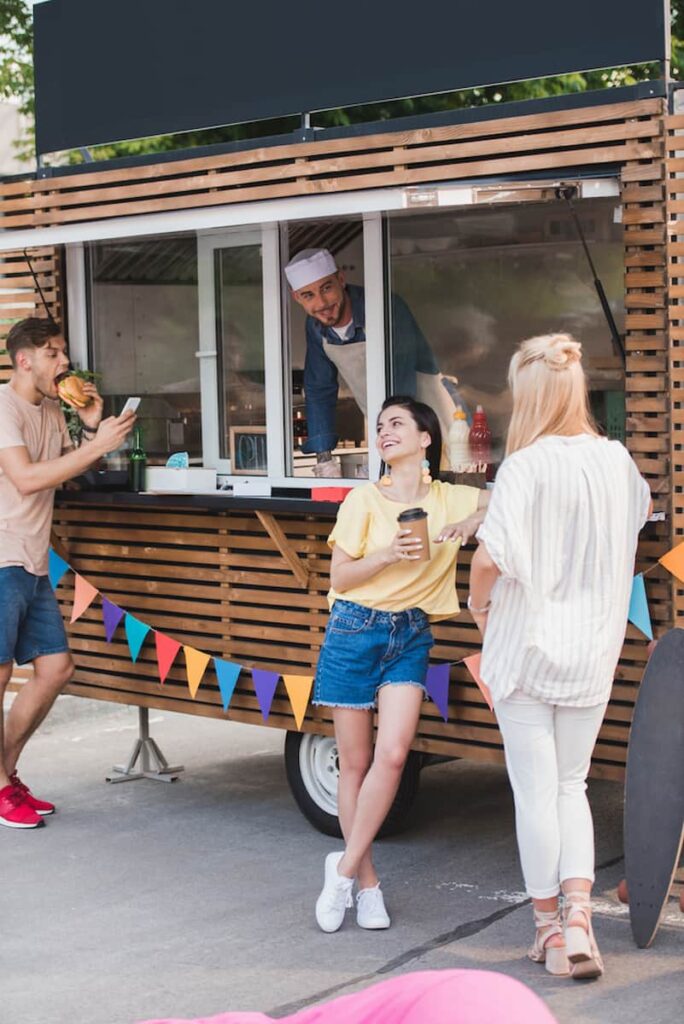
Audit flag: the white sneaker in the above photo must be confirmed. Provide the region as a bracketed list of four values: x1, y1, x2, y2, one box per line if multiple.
[356, 884, 391, 929]
[315, 852, 354, 933]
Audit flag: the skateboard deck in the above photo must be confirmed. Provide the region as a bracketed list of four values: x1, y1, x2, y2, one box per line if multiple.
[624, 628, 684, 948]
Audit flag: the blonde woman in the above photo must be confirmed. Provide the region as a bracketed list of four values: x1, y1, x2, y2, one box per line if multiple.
[469, 334, 651, 980]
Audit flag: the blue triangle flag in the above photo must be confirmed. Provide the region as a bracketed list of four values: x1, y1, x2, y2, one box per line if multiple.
[214, 659, 242, 712]
[48, 548, 71, 590]
[628, 573, 653, 641]
[125, 614, 151, 662]
[424, 663, 450, 721]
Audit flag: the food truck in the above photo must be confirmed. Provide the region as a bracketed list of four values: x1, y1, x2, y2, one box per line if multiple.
[0, 0, 679, 834]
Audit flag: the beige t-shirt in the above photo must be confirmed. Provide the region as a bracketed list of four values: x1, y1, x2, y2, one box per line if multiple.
[0, 383, 71, 576]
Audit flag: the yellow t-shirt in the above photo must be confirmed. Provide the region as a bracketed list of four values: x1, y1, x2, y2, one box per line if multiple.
[327, 480, 480, 620]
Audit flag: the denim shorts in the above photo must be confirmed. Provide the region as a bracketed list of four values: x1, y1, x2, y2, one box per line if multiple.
[313, 600, 434, 710]
[0, 566, 69, 665]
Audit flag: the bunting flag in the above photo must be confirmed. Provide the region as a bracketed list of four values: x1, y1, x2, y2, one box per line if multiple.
[282, 675, 314, 730]
[102, 598, 125, 642]
[184, 646, 211, 698]
[463, 653, 493, 712]
[424, 663, 450, 721]
[48, 548, 70, 590]
[628, 573, 653, 641]
[70, 574, 98, 623]
[214, 659, 242, 712]
[125, 614, 151, 662]
[658, 540, 684, 583]
[252, 669, 280, 721]
[155, 632, 182, 684]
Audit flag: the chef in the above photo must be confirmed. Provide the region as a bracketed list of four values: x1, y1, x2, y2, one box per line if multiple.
[285, 248, 458, 477]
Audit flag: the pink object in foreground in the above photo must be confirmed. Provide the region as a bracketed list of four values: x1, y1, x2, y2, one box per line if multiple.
[138, 969, 558, 1024]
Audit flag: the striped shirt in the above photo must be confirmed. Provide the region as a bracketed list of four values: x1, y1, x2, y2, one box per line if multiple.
[476, 434, 651, 707]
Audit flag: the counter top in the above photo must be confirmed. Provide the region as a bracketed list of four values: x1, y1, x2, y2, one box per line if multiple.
[56, 489, 341, 516]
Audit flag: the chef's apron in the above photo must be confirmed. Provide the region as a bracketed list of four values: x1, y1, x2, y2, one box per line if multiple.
[322, 339, 456, 464]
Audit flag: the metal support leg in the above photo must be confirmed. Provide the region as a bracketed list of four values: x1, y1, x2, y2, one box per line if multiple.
[107, 707, 184, 783]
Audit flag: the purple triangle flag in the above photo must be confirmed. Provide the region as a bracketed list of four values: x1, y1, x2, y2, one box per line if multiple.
[214, 659, 242, 712]
[48, 548, 71, 590]
[425, 663, 450, 721]
[252, 669, 280, 722]
[102, 598, 125, 642]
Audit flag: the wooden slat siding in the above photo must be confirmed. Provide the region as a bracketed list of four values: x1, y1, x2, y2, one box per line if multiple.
[50, 501, 655, 778]
[0, 99, 663, 231]
[666, 115, 684, 629]
[0, 246, 63, 386]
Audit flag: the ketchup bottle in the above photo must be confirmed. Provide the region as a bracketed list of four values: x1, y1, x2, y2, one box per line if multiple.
[469, 405, 492, 475]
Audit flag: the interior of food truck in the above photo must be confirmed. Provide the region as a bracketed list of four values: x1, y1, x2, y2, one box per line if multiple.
[79, 177, 625, 490]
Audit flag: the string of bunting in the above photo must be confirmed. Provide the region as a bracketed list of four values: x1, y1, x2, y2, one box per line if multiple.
[48, 536, 683, 725]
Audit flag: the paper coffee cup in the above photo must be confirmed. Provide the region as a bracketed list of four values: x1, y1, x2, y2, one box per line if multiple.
[397, 507, 430, 562]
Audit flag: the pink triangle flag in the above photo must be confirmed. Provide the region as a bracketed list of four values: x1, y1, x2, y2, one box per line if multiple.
[155, 632, 182, 684]
[463, 653, 493, 711]
[252, 669, 280, 721]
[424, 663, 450, 721]
[70, 575, 99, 623]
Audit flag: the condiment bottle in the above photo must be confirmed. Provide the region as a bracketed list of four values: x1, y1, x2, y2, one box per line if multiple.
[469, 405, 491, 473]
[128, 426, 147, 492]
[448, 406, 471, 473]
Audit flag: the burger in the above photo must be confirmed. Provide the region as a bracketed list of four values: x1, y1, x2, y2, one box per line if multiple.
[57, 375, 92, 408]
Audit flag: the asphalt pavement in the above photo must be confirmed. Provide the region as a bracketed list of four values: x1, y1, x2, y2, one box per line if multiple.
[1, 694, 682, 1024]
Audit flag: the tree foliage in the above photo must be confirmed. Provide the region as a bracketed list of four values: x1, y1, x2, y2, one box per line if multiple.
[1, 0, 682, 166]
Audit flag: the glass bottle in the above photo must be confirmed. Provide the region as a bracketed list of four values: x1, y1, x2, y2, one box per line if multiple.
[128, 426, 147, 492]
[293, 408, 308, 449]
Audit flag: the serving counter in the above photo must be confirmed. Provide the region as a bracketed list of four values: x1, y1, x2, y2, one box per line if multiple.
[48, 490, 653, 782]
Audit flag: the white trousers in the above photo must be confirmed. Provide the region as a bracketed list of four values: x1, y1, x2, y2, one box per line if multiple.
[494, 690, 607, 899]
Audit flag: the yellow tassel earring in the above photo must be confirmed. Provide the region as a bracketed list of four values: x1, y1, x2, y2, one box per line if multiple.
[380, 462, 392, 487]
[421, 458, 432, 485]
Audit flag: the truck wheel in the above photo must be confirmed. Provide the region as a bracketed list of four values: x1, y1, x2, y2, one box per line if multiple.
[284, 731, 422, 838]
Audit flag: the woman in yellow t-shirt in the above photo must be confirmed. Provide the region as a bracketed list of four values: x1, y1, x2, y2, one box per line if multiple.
[313, 395, 488, 933]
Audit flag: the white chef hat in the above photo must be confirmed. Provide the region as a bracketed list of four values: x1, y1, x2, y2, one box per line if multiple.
[284, 248, 338, 291]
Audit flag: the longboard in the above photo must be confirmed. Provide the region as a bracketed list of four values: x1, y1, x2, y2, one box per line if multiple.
[624, 628, 684, 948]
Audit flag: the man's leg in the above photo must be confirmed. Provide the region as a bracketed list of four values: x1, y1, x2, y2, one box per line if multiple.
[0, 661, 15, 788]
[3, 651, 73, 776]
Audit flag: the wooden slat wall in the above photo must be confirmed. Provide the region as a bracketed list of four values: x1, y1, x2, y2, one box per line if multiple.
[665, 115, 684, 627]
[0, 98, 664, 231]
[52, 497, 661, 781]
[0, 247, 63, 382]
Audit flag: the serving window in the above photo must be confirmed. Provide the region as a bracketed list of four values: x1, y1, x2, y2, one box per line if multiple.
[86, 234, 202, 464]
[385, 196, 625, 472]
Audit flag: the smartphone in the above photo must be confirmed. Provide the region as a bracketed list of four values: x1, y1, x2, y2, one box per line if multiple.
[120, 397, 141, 416]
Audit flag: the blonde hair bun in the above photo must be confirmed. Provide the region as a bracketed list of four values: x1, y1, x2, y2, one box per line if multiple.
[543, 334, 582, 371]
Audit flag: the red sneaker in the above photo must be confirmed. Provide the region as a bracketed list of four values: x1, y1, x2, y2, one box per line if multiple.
[0, 784, 44, 829]
[9, 773, 55, 816]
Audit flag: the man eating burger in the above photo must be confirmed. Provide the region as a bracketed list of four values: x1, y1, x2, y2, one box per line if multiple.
[0, 317, 136, 828]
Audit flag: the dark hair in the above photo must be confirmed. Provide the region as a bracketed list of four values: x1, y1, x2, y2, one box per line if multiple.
[378, 395, 443, 481]
[6, 317, 62, 367]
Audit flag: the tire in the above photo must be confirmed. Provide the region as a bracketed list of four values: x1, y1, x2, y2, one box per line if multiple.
[284, 731, 422, 838]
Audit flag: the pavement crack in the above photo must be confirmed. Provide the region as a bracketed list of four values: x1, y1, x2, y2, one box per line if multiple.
[268, 899, 529, 1018]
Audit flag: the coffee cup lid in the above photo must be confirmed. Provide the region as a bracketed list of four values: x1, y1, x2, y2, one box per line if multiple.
[397, 507, 428, 523]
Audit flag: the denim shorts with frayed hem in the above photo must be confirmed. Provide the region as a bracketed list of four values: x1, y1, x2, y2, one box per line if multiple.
[313, 599, 433, 710]
[0, 566, 69, 665]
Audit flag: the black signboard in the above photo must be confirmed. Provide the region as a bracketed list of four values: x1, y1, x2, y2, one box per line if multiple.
[34, 0, 669, 155]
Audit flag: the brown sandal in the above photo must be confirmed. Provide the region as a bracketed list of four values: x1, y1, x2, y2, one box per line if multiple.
[528, 907, 570, 976]
[564, 891, 604, 980]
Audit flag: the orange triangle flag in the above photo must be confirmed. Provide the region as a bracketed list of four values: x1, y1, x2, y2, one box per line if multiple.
[70, 574, 99, 623]
[155, 632, 182, 684]
[463, 653, 493, 712]
[659, 540, 684, 583]
[282, 675, 314, 730]
[183, 646, 211, 698]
